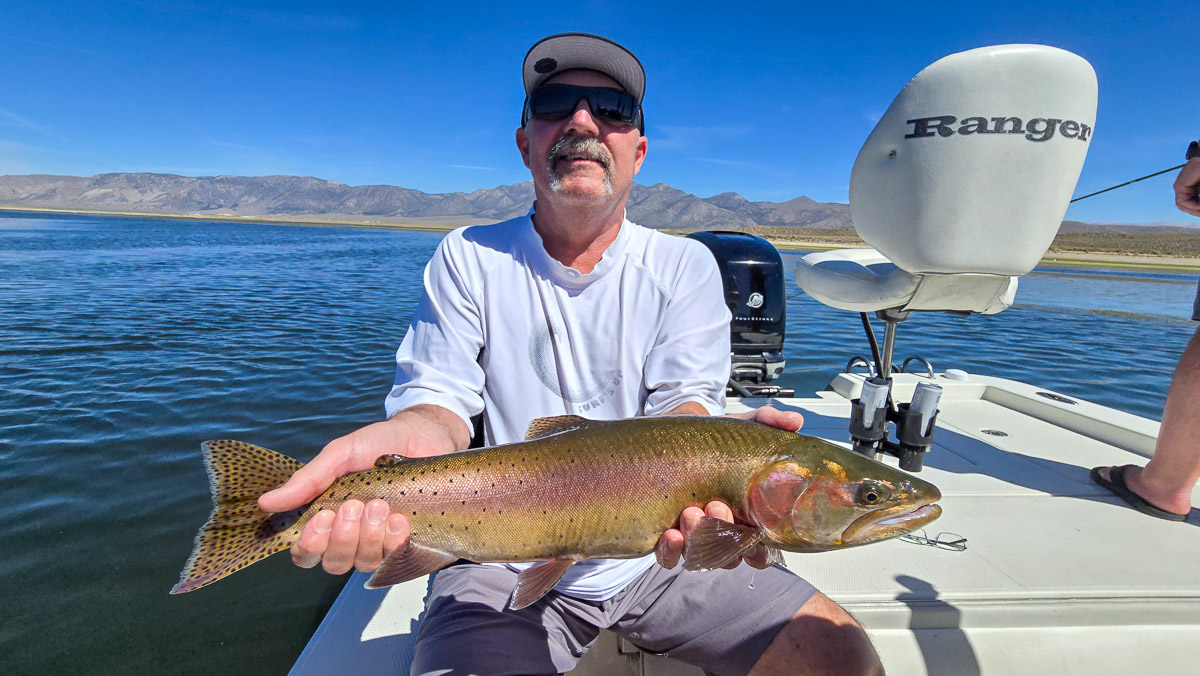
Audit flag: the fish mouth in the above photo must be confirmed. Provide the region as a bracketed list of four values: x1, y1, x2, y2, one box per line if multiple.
[843, 502, 942, 544]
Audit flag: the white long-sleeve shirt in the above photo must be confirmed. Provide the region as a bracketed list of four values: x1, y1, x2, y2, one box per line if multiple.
[386, 210, 731, 600]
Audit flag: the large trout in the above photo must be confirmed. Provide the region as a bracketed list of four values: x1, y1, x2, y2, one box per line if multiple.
[172, 415, 941, 609]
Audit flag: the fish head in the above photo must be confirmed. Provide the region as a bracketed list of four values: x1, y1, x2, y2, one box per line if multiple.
[746, 437, 941, 552]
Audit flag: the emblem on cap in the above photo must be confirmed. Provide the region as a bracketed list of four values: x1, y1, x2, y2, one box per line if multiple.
[534, 58, 557, 74]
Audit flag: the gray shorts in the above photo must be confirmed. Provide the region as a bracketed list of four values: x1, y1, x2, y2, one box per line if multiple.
[409, 560, 818, 676]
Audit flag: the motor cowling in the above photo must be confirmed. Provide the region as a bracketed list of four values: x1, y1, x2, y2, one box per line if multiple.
[686, 231, 791, 397]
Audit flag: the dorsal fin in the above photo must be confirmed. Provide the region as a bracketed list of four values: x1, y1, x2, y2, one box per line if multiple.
[524, 415, 589, 440]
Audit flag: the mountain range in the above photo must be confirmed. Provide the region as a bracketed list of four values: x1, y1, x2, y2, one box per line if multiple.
[0, 172, 867, 230]
[0, 172, 1188, 233]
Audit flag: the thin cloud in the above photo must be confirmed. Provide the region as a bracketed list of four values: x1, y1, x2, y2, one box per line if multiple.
[0, 108, 63, 140]
[11, 36, 108, 57]
[651, 124, 753, 151]
[108, 1, 358, 32]
[223, 7, 358, 31]
[695, 157, 754, 169]
[449, 164, 497, 171]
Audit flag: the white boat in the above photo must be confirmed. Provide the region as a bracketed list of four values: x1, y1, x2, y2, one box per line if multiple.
[290, 45, 1200, 675]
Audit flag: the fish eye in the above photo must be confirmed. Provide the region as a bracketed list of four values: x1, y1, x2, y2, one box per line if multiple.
[857, 481, 891, 506]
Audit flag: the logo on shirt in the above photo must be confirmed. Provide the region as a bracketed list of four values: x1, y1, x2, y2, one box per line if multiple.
[529, 320, 622, 409]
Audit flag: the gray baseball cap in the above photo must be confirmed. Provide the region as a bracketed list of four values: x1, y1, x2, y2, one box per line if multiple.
[522, 32, 645, 103]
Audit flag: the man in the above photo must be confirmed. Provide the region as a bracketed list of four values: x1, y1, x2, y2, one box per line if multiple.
[1091, 142, 1200, 520]
[260, 33, 883, 675]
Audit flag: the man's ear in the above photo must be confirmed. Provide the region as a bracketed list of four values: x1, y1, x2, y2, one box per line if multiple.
[632, 135, 648, 176]
[516, 127, 531, 169]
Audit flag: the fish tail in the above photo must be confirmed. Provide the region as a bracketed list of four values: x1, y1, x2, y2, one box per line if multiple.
[170, 440, 308, 594]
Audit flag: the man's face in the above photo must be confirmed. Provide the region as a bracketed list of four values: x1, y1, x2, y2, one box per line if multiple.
[516, 70, 648, 204]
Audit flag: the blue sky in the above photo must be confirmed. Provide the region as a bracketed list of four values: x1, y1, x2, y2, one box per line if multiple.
[1, 1, 1195, 224]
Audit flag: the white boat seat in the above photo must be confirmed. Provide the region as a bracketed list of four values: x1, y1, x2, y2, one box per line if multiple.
[796, 44, 1097, 316]
[797, 248, 1017, 314]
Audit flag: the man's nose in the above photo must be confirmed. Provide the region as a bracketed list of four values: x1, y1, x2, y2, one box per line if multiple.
[563, 98, 600, 136]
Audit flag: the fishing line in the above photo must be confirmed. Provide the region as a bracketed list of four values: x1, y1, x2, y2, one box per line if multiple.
[1070, 164, 1186, 203]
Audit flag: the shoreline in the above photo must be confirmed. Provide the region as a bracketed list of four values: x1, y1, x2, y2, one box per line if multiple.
[0, 204, 461, 233]
[4, 205, 1198, 272]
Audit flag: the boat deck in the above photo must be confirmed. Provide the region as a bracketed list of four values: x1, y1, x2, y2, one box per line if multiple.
[291, 373, 1200, 676]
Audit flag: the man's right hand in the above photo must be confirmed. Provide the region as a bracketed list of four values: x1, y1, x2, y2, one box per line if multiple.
[257, 406, 470, 575]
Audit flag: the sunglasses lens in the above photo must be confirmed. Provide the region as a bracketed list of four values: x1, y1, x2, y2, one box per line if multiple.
[529, 84, 579, 119]
[529, 84, 637, 126]
[589, 89, 636, 123]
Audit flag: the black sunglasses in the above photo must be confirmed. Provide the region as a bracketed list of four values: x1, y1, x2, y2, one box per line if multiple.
[522, 83, 643, 132]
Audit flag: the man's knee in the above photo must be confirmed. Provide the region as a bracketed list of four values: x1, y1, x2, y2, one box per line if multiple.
[749, 592, 884, 676]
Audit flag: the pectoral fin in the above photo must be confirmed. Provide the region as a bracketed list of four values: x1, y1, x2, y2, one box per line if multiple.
[365, 542, 458, 589]
[683, 516, 764, 572]
[373, 454, 409, 468]
[509, 558, 576, 610]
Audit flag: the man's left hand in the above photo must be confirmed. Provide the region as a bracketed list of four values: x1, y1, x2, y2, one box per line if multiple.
[654, 406, 805, 569]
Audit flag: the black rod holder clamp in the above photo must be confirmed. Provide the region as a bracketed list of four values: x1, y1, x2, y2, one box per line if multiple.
[890, 402, 939, 471]
[848, 377, 891, 458]
[847, 380, 942, 472]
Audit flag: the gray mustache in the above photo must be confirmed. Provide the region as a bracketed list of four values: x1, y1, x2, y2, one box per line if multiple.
[547, 135, 613, 172]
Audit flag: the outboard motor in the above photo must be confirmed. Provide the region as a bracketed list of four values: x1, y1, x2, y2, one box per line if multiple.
[686, 231, 793, 398]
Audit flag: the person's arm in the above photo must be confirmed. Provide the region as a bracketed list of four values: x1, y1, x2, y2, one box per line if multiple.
[1174, 154, 1200, 217]
[259, 231, 486, 574]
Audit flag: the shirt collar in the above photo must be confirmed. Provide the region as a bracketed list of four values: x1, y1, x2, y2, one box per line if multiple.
[521, 205, 632, 288]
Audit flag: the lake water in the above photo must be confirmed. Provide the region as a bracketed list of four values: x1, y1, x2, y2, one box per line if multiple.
[1, 212, 1194, 674]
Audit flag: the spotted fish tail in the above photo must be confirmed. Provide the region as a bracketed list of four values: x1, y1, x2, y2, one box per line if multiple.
[170, 440, 307, 594]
